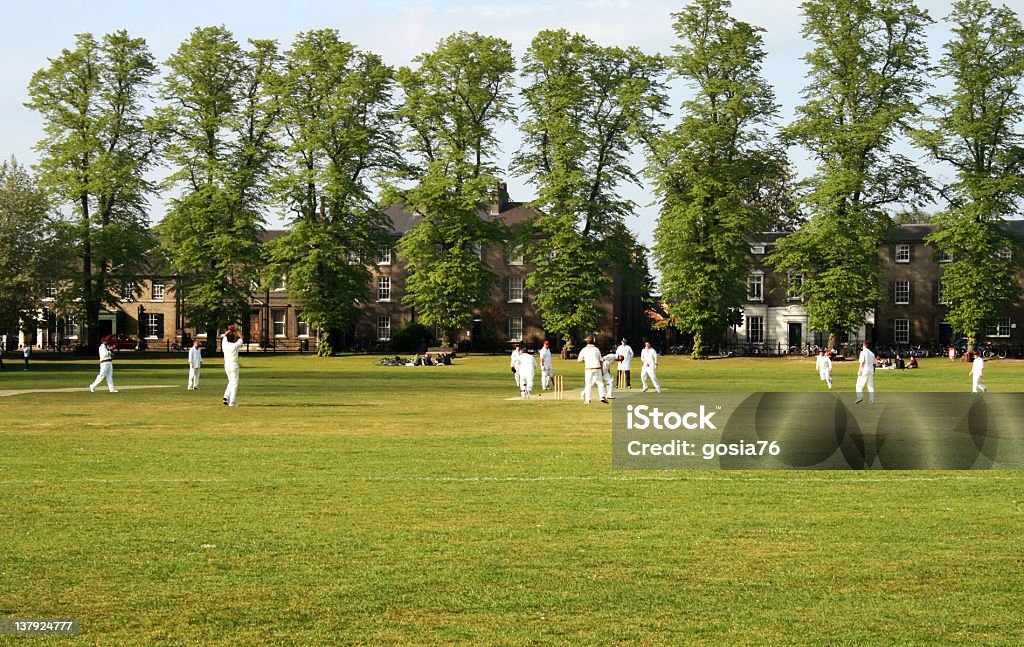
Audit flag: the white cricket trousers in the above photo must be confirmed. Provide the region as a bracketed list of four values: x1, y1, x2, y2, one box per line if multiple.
[541, 367, 552, 390]
[972, 375, 986, 393]
[188, 366, 201, 390]
[224, 366, 239, 405]
[581, 368, 606, 403]
[641, 365, 661, 391]
[855, 373, 875, 403]
[818, 369, 832, 389]
[520, 371, 534, 397]
[90, 363, 115, 392]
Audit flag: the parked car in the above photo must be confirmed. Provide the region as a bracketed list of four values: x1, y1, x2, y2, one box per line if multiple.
[110, 334, 138, 350]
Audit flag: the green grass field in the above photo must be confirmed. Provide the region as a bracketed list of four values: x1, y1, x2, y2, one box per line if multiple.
[2, 352, 1023, 645]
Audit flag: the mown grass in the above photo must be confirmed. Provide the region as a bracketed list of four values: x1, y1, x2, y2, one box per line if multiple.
[1, 352, 1022, 645]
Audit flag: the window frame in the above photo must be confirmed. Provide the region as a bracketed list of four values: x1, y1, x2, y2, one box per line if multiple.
[507, 276, 524, 303]
[376, 316, 391, 342]
[508, 316, 523, 342]
[272, 308, 287, 338]
[894, 280, 910, 305]
[747, 315, 765, 344]
[747, 273, 764, 302]
[894, 319, 910, 344]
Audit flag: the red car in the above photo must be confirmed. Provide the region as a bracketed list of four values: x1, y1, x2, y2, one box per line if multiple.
[110, 334, 138, 350]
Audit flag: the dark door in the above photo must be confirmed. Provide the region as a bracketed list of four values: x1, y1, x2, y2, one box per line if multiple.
[939, 322, 953, 346]
[788, 322, 803, 349]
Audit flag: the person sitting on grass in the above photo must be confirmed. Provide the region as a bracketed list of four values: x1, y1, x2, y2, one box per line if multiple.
[422, 352, 433, 366]
[908, 356, 918, 369]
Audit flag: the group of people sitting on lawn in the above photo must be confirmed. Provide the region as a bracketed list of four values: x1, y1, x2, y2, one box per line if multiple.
[876, 354, 919, 370]
[412, 351, 453, 366]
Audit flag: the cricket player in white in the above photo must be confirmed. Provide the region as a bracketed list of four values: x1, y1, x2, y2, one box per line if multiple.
[615, 339, 634, 388]
[538, 340, 554, 391]
[222, 325, 245, 406]
[510, 344, 522, 387]
[601, 353, 619, 399]
[89, 335, 118, 393]
[969, 352, 987, 393]
[640, 342, 661, 393]
[187, 338, 203, 390]
[577, 336, 607, 404]
[516, 350, 537, 398]
[815, 348, 833, 389]
[855, 341, 875, 404]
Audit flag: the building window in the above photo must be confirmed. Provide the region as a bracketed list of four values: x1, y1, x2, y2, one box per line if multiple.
[747, 273, 763, 302]
[507, 246, 524, 266]
[941, 252, 954, 263]
[272, 276, 286, 291]
[151, 283, 165, 301]
[119, 282, 135, 302]
[997, 247, 1013, 260]
[43, 283, 57, 301]
[747, 315, 764, 344]
[894, 319, 910, 344]
[508, 317, 523, 342]
[987, 317, 1011, 338]
[377, 246, 392, 265]
[895, 244, 910, 263]
[144, 313, 163, 339]
[376, 316, 391, 341]
[377, 276, 391, 302]
[507, 277, 524, 303]
[787, 272, 804, 301]
[272, 309, 287, 337]
[297, 316, 310, 338]
[750, 245, 766, 255]
[938, 281, 950, 305]
[471, 242, 483, 260]
[894, 281, 910, 305]
[346, 250, 361, 265]
[62, 317, 80, 339]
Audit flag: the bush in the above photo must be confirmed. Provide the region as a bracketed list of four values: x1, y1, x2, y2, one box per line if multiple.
[317, 339, 334, 357]
[390, 322, 432, 353]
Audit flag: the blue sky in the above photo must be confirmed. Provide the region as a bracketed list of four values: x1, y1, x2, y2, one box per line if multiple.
[2, 0, 967, 246]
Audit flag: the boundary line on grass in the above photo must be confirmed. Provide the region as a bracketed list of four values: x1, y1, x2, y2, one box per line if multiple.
[0, 474, 1018, 485]
[0, 385, 178, 398]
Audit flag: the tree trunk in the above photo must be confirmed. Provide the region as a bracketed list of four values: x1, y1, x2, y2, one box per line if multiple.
[691, 329, 708, 360]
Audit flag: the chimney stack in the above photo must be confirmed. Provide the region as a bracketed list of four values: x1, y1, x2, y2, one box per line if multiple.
[490, 181, 509, 216]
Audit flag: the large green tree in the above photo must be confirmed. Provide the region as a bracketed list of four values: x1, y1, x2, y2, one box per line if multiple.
[0, 158, 60, 344]
[513, 29, 664, 342]
[26, 31, 158, 349]
[266, 30, 399, 350]
[156, 27, 280, 349]
[389, 32, 516, 344]
[649, 0, 788, 358]
[769, 0, 933, 348]
[916, 0, 1024, 350]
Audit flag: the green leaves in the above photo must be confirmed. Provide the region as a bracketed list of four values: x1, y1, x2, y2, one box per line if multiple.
[266, 30, 397, 338]
[514, 29, 664, 339]
[26, 30, 157, 347]
[917, 0, 1024, 342]
[390, 32, 516, 334]
[771, 0, 932, 341]
[651, 0, 785, 357]
[157, 27, 278, 338]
